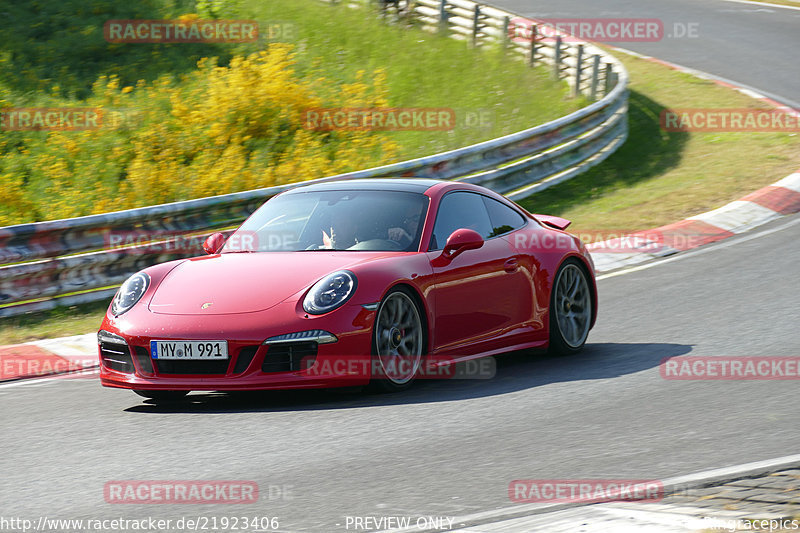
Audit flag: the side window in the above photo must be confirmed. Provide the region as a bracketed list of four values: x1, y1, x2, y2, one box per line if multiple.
[483, 196, 527, 237]
[430, 192, 493, 250]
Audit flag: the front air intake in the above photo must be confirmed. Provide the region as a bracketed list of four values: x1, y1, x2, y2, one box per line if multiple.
[98, 330, 134, 373]
[262, 342, 318, 373]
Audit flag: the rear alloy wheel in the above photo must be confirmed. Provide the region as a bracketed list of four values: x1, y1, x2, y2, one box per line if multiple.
[549, 260, 592, 355]
[370, 288, 425, 392]
[133, 390, 189, 402]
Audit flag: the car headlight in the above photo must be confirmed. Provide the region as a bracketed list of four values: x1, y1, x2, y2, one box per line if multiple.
[111, 272, 150, 316]
[303, 270, 357, 315]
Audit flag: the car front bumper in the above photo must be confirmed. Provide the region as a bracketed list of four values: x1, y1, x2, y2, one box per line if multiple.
[99, 301, 376, 391]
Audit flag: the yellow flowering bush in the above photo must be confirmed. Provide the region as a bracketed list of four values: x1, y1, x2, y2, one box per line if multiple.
[0, 44, 399, 224]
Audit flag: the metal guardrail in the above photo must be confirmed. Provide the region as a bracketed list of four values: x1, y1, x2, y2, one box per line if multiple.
[0, 0, 628, 317]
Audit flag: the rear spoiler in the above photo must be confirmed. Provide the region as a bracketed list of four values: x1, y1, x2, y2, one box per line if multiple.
[532, 214, 572, 231]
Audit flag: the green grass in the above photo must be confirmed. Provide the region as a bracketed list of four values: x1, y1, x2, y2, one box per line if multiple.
[518, 52, 800, 235]
[0, 0, 582, 225]
[0, 0, 579, 340]
[0, 0, 225, 100]
[0, 0, 581, 153]
[0, 301, 109, 345]
[5, 3, 800, 342]
[232, 0, 585, 154]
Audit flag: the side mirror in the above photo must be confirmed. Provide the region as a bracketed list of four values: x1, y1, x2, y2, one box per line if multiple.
[442, 228, 483, 259]
[203, 232, 227, 255]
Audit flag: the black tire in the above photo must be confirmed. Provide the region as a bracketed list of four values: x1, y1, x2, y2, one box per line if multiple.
[369, 286, 427, 393]
[548, 259, 593, 356]
[133, 390, 190, 402]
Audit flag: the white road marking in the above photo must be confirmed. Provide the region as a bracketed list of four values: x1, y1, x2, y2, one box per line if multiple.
[0, 368, 98, 389]
[381, 454, 800, 532]
[607, 47, 800, 112]
[597, 215, 800, 280]
[775, 172, 800, 192]
[715, 0, 800, 11]
[688, 200, 781, 233]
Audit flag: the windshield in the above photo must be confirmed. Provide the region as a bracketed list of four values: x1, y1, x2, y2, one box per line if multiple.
[222, 189, 429, 252]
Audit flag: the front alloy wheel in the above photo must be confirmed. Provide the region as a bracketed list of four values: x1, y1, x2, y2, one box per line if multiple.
[371, 288, 425, 392]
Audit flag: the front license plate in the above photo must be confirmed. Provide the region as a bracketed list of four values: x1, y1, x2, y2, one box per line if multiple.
[151, 340, 228, 360]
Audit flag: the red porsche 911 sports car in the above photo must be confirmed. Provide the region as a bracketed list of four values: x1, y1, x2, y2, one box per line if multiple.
[99, 178, 597, 400]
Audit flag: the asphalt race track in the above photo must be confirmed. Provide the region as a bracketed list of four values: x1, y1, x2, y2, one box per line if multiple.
[489, 0, 800, 107]
[2, 213, 798, 530]
[1, 1, 798, 531]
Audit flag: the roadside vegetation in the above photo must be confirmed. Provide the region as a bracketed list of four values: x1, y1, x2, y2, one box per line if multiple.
[0, 302, 110, 346]
[0, 0, 577, 225]
[3, 3, 800, 342]
[519, 52, 800, 234]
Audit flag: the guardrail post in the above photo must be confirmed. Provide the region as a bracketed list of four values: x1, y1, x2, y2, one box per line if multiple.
[403, 0, 418, 24]
[502, 16, 510, 49]
[573, 44, 584, 97]
[604, 62, 613, 95]
[589, 54, 600, 100]
[528, 24, 538, 67]
[471, 4, 481, 47]
[438, 0, 449, 33]
[553, 35, 562, 79]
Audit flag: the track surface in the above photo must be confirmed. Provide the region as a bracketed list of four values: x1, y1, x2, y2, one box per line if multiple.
[2, 214, 799, 531]
[2, 1, 799, 531]
[490, 0, 800, 108]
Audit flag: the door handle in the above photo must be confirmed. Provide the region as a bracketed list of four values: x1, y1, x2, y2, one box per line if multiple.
[504, 258, 519, 273]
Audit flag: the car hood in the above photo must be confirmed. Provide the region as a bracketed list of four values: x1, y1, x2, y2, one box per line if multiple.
[147, 252, 386, 315]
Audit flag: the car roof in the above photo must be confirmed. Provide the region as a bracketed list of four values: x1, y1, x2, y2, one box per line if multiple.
[283, 178, 446, 194]
[276, 177, 534, 222]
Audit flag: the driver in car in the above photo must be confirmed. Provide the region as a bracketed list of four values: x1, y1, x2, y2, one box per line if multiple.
[322, 209, 359, 249]
[387, 207, 422, 250]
